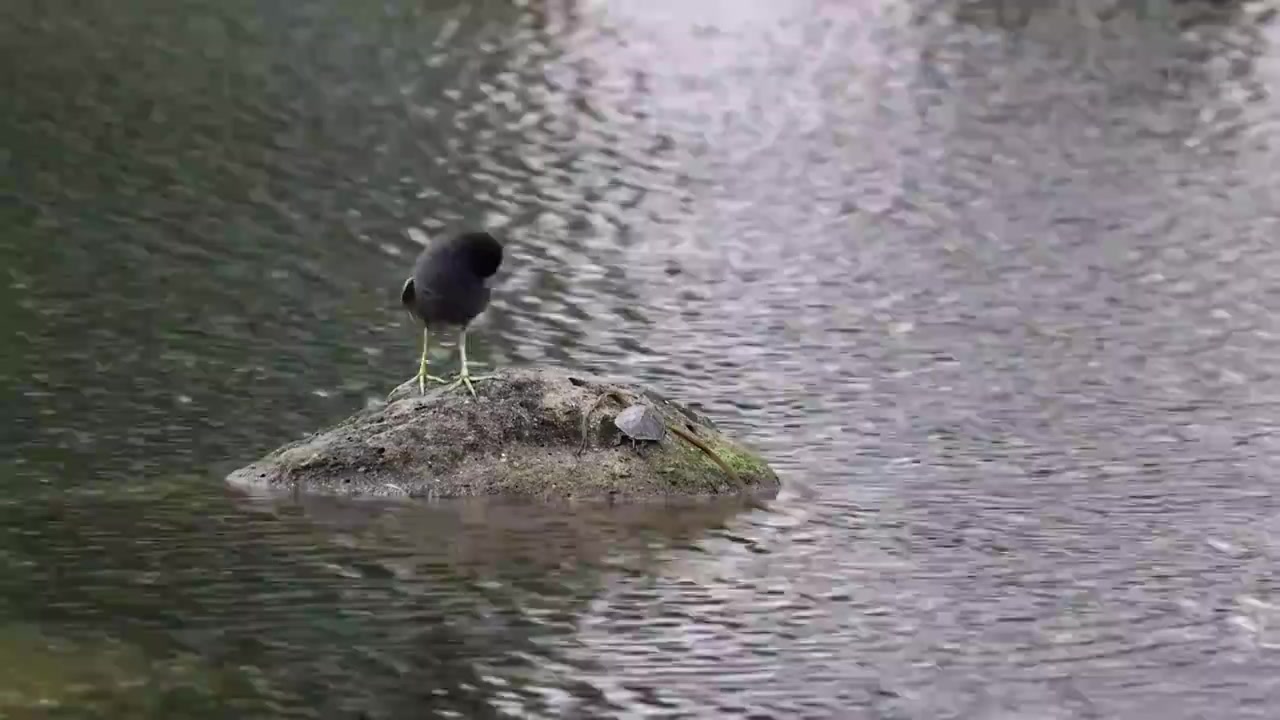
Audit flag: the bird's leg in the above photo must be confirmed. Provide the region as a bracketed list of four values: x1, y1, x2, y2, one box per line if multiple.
[414, 327, 448, 394]
[445, 327, 491, 398]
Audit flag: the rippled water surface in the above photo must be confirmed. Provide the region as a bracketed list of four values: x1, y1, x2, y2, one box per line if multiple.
[6, 0, 1280, 717]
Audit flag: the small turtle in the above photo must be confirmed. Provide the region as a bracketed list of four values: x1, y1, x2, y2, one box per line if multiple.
[614, 403, 665, 448]
[578, 394, 739, 481]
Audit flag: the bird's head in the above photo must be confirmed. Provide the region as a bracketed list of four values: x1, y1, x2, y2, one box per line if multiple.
[456, 231, 504, 279]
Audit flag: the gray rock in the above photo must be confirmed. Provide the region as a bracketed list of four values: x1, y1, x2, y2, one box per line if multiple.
[225, 367, 780, 501]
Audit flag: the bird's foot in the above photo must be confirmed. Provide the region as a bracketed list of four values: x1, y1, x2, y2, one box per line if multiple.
[416, 372, 449, 395]
[444, 370, 492, 398]
[389, 373, 447, 400]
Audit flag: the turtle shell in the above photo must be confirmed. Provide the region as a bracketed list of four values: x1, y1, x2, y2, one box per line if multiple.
[613, 404, 665, 442]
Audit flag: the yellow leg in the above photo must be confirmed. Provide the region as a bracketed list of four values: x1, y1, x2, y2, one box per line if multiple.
[445, 327, 491, 398]
[414, 328, 447, 394]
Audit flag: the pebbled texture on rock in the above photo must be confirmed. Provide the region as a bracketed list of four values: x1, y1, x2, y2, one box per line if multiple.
[225, 367, 780, 500]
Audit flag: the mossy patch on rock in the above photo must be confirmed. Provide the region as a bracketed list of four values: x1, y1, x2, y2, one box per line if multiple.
[226, 367, 780, 501]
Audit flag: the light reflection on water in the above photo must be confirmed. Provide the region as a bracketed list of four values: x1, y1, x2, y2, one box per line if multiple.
[5, 0, 1280, 717]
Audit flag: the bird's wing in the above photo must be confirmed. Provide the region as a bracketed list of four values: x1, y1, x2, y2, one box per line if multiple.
[400, 277, 415, 307]
[400, 277, 422, 323]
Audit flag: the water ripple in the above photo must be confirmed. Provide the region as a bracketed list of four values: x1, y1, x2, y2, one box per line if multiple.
[7, 0, 1280, 717]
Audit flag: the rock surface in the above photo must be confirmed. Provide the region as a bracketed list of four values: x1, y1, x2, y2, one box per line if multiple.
[225, 367, 780, 500]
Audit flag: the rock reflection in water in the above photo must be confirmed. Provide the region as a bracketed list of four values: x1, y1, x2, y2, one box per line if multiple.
[223, 488, 768, 717]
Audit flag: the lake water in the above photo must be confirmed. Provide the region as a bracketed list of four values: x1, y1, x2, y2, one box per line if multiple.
[5, 0, 1280, 717]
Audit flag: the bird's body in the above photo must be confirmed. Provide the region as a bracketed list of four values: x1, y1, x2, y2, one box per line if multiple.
[398, 231, 503, 397]
[402, 231, 501, 329]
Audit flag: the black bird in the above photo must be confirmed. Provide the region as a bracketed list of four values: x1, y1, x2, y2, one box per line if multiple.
[399, 230, 503, 397]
